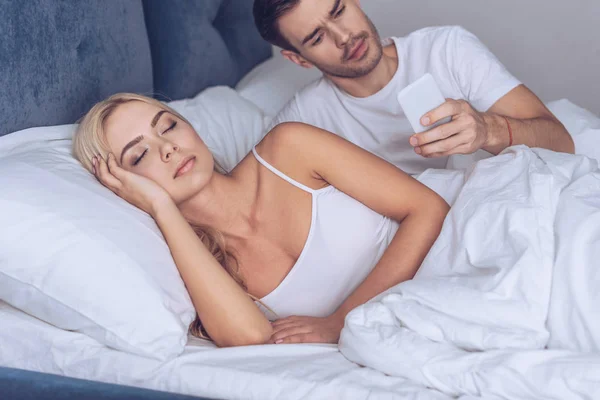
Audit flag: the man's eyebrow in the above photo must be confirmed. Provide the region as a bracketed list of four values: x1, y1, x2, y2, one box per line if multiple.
[328, 0, 341, 17]
[302, 28, 321, 45]
[120, 135, 144, 164]
[301, 0, 342, 45]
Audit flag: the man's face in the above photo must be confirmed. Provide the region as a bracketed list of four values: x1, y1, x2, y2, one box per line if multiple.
[277, 0, 383, 78]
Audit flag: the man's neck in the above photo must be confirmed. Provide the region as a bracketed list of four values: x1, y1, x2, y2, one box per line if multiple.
[327, 42, 398, 98]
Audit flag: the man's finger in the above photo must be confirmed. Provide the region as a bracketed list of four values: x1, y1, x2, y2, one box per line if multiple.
[427, 143, 473, 158]
[411, 118, 463, 147]
[417, 132, 469, 157]
[420, 99, 461, 127]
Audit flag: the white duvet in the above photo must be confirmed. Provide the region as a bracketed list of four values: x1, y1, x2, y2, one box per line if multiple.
[340, 146, 600, 400]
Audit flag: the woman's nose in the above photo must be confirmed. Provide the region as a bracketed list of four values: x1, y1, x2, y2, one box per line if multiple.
[162, 142, 179, 161]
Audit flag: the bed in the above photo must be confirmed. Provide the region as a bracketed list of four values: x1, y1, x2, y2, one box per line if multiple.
[1, 1, 600, 400]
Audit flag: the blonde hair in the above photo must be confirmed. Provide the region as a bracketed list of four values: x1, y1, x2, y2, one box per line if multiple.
[72, 92, 243, 340]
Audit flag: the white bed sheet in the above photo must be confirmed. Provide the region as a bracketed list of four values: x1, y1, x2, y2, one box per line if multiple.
[0, 301, 449, 400]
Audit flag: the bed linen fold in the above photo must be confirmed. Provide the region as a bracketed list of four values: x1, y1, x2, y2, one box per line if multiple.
[340, 146, 600, 400]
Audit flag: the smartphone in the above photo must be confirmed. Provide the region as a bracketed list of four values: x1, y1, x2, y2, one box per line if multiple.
[397, 73, 451, 133]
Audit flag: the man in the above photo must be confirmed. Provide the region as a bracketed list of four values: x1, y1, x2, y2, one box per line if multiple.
[253, 0, 574, 175]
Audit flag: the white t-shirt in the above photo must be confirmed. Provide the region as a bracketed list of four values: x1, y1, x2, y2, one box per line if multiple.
[269, 26, 521, 174]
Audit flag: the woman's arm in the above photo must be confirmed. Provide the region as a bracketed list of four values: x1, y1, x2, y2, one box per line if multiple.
[152, 201, 273, 347]
[95, 154, 272, 347]
[263, 122, 449, 344]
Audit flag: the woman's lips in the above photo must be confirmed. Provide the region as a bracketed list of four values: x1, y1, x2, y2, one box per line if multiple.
[174, 156, 196, 178]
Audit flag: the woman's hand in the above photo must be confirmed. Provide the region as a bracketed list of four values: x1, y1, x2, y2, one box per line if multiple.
[92, 153, 172, 216]
[268, 313, 345, 344]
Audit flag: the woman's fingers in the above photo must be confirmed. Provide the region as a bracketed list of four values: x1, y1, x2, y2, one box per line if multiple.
[271, 322, 303, 336]
[106, 153, 125, 180]
[93, 155, 122, 191]
[274, 333, 314, 344]
[270, 325, 313, 343]
[271, 316, 302, 328]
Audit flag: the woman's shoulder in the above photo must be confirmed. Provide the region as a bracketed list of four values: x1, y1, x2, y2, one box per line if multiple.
[254, 122, 333, 189]
[257, 121, 337, 162]
[262, 120, 320, 145]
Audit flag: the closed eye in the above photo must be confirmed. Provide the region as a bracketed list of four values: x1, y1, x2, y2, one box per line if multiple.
[132, 120, 177, 166]
[162, 121, 177, 134]
[334, 5, 346, 17]
[133, 148, 148, 166]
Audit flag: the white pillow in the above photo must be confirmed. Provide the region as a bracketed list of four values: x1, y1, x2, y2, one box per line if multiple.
[0, 125, 194, 360]
[235, 53, 322, 118]
[547, 99, 600, 163]
[169, 86, 269, 172]
[0, 87, 268, 359]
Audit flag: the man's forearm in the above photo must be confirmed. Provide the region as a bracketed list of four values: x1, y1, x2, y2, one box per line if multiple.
[483, 114, 574, 155]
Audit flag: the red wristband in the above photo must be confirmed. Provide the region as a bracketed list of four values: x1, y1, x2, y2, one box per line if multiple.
[502, 116, 513, 147]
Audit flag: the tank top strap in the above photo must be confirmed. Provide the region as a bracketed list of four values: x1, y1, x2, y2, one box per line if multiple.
[252, 147, 316, 194]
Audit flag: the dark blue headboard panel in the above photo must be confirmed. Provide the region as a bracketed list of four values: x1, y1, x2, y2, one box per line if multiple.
[143, 0, 271, 100]
[0, 0, 153, 137]
[0, 0, 271, 136]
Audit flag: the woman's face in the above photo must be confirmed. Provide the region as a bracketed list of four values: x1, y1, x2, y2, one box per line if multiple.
[104, 100, 215, 205]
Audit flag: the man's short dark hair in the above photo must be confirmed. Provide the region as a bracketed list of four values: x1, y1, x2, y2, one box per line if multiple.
[253, 0, 300, 52]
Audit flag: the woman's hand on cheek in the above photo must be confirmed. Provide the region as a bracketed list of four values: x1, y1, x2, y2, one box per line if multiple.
[268, 314, 345, 345]
[92, 153, 172, 216]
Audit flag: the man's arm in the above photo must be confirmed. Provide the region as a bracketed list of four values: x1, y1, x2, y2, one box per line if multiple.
[410, 84, 574, 157]
[482, 84, 574, 154]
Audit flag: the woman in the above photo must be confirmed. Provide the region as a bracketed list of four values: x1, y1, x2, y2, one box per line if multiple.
[73, 93, 449, 348]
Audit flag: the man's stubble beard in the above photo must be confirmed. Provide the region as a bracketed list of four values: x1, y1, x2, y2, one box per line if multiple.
[307, 16, 383, 79]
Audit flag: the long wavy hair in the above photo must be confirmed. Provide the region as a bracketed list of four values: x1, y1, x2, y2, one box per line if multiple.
[72, 93, 247, 339]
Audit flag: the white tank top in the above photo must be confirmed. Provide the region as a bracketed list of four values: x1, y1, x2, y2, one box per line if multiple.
[252, 148, 399, 319]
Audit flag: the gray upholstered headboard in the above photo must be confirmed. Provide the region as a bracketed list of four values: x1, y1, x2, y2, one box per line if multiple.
[0, 0, 271, 137]
[0, 1, 268, 398]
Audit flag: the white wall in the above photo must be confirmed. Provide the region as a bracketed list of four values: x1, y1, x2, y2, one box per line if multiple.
[361, 0, 600, 115]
